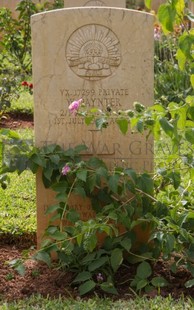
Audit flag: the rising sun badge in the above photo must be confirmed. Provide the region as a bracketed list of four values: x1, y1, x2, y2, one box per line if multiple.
[66, 24, 121, 81]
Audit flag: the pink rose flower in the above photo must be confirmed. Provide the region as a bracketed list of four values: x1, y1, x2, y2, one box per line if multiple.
[62, 164, 71, 176]
[68, 99, 82, 114]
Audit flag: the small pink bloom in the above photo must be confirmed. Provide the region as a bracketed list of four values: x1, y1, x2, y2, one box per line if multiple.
[68, 99, 82, 114]
[154, 27, 161, 41]
[96, 273, 104, 283]
[62, 164, 71, 176]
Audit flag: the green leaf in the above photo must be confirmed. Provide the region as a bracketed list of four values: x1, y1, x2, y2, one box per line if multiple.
[187, 107, 194, 121]
[73, 186, 86, 198]
[158, 3, 176, 34]
[88, 257, 108, 272]
[81, 252, 96, 264]
[190, 74, 194, 89]
[149, 104, 165, 113]
[74, 144, 88, 153]
[56, 192, 68, 202]
[176, 48, 186, 70]
[34, 251, 51, 267]
[79, 280, 96, 296]
[100, 282, 118, 295]
[159, 117, 174, 138]
[96, 167, 108, 179]
[108, 174, 120, 194]
[165, 234, 175, 253]
[88, 173, 96, 192]
[120, 238, 132, 252]
[50, 155, 60, 164]
[45, 204, 61, 215]
[46, 226, 58, 235]
[179, 33, 194, 60]
[43, 166, 53, 181]
[76, 169, 87, 182]
[30, 153, 46, 167]
[137, 173, 154, 195]
[185, 129, 194, 144]
[40, 239, 52, 248]
[66, 209, 80, 223]
[168, 171, 181, 189]
[177, 107, 187, 130]
[124, 168, 137, 182]
[76, 234, 83, 246]
[87, 235, 98, 252]
[145, 0, 152, 9]
[151, 276, 168, 287]
[95, 118, 107, 130]
[88, 157, 105, 169]
[85, 116, 94, 125]
[116, 119, 128, 135]
[137, 119, 144, 133]
[174, 0, 185, 16]
[52, 181, 68, 192]
[187, 10, 194, 23]
[49, 213, 61, 223]
[90, 107, 99, 113]
[110, 248, 123, 272]
[136, 261, 152, 279]
[0, 129, 20, 139]
[136, 279, 148, 290]
[185, 279, 194, 288]
[15, 264, 25, 276]
[49, 231, 66, 241]
[72, 271, 92, 283]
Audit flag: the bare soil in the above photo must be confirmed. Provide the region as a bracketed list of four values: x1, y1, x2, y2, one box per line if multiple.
[0, 112, 34, 130]
[1, 237, 194, 302]
[1, 114, 194, 302]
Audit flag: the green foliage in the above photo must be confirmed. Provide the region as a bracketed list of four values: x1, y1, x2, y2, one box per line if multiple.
[0, 0, 64, 117]
[0, 65, 20, 115]
[0, 2, 36, 75]
[154, 30, 193, 107]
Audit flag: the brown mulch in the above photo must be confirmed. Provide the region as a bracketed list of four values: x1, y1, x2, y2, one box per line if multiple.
[1, 237, 194, 302]
[0, 242, 77, 302]
[0, 112, 34, 129]
[1, 114, 194, 302]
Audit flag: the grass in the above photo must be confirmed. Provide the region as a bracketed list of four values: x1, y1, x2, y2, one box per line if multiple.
[8, 91, 33, 115]
[0, 170, 36, 235]
[1, 295, 194, 310]
[0, 128, 36, 236]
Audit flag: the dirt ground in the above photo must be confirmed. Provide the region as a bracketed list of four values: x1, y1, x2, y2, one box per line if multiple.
[1, 114, 194, 302]
[1, 236, 194, 302]
[0, 112, 34, 130]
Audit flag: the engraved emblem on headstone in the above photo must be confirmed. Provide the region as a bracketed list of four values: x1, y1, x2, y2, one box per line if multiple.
[66, 24, 121, 81]
[84, 0, 105, 5]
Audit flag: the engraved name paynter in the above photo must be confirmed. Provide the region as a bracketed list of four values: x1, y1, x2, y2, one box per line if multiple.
[66, 25, 121, 81]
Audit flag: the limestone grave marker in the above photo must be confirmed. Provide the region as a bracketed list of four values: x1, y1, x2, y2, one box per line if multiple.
[31, 7, 154, 246]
